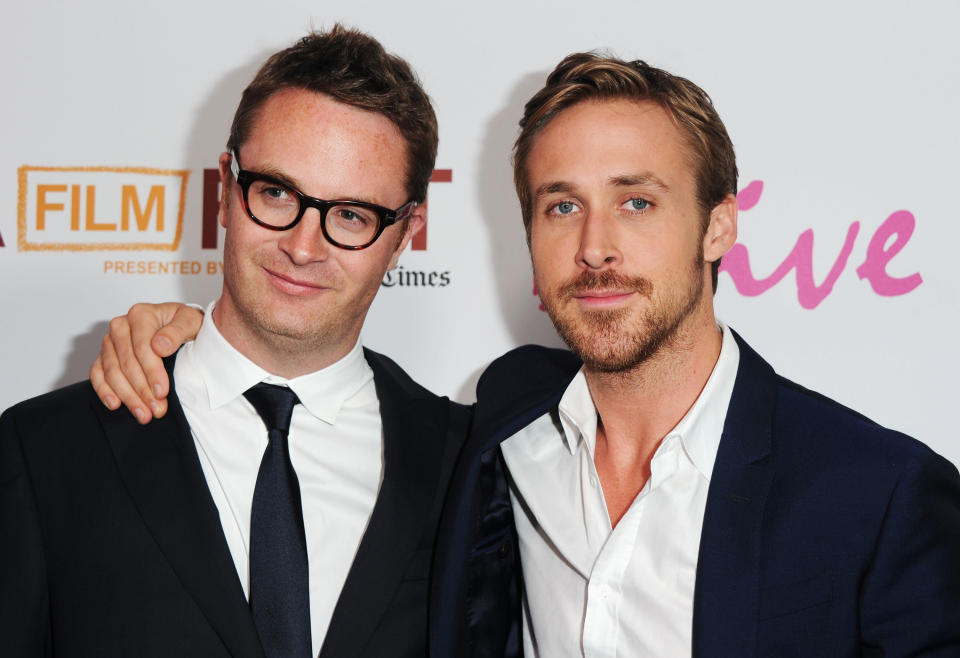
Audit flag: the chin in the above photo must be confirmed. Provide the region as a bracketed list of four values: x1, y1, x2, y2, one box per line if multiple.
[561, 329, 660, 373]
[574, 337, 667, 373]
[546, 302, 689, 374]
[238, 300, 326, 343]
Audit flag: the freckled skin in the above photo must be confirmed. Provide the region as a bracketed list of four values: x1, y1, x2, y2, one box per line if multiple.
[213, 88, 423, 377]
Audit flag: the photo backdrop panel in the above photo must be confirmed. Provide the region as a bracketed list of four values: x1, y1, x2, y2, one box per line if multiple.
[1, 0, 956, 466]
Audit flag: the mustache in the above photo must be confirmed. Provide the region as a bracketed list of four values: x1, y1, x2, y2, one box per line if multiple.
[559, 270, 653, 300]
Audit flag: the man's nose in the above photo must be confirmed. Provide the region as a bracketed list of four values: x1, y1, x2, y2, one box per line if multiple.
[278, 208, 331, 265]
[576, 211, 621, 270]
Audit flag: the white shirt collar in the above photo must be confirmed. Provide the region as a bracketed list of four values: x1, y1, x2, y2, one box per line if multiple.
[556, 322, 740, 481]
[187, 301, 374, 424]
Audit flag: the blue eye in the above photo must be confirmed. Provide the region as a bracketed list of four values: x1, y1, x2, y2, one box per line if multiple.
[554, 201, 576, 215]
[250, 180, 297, 207]
[624, 198, 650, 212]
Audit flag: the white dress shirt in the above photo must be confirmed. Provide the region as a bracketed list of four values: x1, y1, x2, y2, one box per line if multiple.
[173, 302, 383, 657]
[501, 324, 740, 658]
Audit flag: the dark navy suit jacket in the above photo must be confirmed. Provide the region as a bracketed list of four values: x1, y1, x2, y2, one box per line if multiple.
[0, 349, 468, 658]
[430, 332, 960, 657]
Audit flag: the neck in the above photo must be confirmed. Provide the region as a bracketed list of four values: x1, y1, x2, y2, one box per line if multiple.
[585, 301, 723, 526]
[589, 321, 720, 437]
[211, 299, 357, 379]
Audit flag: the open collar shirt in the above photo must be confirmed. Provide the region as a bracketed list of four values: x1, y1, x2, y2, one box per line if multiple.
[173, 302, 383, 657]
[501, 324, 740, 658]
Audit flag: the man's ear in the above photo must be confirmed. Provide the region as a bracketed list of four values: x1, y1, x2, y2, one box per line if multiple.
[217, 151, 232, 229]
[703, 194, 738, 264]
[387, 200, 427, 270]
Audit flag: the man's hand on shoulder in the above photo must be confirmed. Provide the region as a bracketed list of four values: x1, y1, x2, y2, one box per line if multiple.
[89, 302, 203, 424]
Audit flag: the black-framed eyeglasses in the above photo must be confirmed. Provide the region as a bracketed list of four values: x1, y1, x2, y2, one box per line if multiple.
[229, 150, 417, 250]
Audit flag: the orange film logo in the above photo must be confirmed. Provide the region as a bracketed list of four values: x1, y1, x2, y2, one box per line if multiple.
[17, 166, 189, 251]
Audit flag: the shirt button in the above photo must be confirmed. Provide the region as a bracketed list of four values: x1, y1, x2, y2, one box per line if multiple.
[590, 476, 599, 487]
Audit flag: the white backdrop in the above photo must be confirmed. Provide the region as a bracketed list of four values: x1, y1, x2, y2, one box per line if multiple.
[2, 0, 957, 467]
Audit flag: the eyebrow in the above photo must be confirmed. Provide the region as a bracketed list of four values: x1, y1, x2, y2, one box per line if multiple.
[533, 181, 574, 199]
[608, 173, 671, 192]
[244, 163, 384, 206]
[534, 173, 671, 200]
[246, 164, 302, 191]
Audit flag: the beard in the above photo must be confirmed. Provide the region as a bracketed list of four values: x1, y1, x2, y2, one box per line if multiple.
[539, 249, 704, 373]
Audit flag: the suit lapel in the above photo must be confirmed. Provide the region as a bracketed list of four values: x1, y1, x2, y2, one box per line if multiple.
[692, 334, 777, 658]
[319, 350, 450, 658]
[430, 350, 578, 657]
[97, 355, 264, 658]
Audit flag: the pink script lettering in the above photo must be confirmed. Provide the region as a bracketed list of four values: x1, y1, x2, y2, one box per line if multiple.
[718, 181, 922, 309]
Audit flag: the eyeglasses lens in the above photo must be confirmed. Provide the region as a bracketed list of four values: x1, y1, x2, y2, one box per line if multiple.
[246, 178, 383, 247]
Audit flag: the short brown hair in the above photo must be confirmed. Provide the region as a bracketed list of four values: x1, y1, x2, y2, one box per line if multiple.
[513, 53, 737, 290]
[227, 25, 438, 203]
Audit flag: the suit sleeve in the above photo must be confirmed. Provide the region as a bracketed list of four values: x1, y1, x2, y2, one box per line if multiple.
[859, 448, 960, 656]
[0, 408, 52, 657]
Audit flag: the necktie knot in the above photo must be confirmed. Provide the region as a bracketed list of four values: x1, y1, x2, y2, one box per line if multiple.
[244, 383, 300, 436]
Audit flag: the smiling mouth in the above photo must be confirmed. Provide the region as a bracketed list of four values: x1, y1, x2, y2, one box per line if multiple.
[558, 271, 653, 304]
[572, 289, 636, 307]
[575, 289, 633, 298]
[264, 267, 331, 295]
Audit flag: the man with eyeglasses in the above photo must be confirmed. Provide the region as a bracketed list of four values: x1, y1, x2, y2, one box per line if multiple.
[0, 27, 468, 658]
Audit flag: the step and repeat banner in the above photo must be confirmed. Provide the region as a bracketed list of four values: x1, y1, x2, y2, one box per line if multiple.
[2, 1, 957, 466]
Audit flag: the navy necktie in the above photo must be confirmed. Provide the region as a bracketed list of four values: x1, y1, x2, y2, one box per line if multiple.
[243, 383, 312, 658]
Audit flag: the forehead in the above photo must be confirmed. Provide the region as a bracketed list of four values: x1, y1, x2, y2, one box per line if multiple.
[242, 87, 408, 202]
[528, 98, 695, 191]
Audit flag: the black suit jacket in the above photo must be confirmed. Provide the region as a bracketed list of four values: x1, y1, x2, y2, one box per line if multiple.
[0, 348, 467, 658]
[430, 332, 960, 657]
